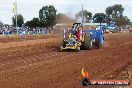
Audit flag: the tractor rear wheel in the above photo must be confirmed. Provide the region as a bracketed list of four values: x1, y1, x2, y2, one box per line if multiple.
[96, 39, 103, 49]
[83, 33, 92, 50]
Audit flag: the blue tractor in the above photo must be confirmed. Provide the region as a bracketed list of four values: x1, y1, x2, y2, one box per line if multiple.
[60, 23, 104, 51]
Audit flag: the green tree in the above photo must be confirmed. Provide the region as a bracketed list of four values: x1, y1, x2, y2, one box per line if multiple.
[0, 21, 3, 30]
[25, 18, 40, 28]
[105, 4, 131, 26]
[130, 22, 132, 25]
[106, 4, 124, 19]
[116, 16, 130, 26]
[93, 13, 107, 23]
[0, 21, 3, 26]
[76, 10, 92, 23]
[39, 5, 57, 27]
[12, 14, 24, 27]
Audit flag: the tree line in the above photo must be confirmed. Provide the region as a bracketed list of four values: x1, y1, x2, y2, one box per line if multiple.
[12, 4, 131, 28]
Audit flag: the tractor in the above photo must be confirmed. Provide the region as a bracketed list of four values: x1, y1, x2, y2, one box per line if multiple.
[60, 23, 104, 52]
[60, 33, 81, 52]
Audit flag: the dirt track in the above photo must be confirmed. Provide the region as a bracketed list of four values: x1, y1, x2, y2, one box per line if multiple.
[0, 33, 131, 88]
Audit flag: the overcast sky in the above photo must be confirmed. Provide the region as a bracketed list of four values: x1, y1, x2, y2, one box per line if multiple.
[0, 0, 131, 24]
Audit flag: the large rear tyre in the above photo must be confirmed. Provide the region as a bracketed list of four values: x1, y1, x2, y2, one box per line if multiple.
[83, 33, 92, 50]
[96, 39, 103, 49]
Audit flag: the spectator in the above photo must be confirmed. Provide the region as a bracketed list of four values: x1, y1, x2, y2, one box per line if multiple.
[128, 27, 132, 34]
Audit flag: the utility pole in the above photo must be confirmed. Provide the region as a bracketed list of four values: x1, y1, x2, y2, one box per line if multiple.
[81, 4, 84, 27]
[16, 0, 18, 35]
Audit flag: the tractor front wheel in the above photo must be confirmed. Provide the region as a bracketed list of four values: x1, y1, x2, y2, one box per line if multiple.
[75, 46, 80, 52]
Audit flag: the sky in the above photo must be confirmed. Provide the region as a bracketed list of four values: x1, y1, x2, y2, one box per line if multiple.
[0, 0, 132, 24]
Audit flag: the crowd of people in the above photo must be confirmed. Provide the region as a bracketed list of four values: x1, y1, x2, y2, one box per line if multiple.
[0, 25, 53, 36]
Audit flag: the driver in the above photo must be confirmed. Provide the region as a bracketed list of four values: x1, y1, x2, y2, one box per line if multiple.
[76, 26, 81, 41]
